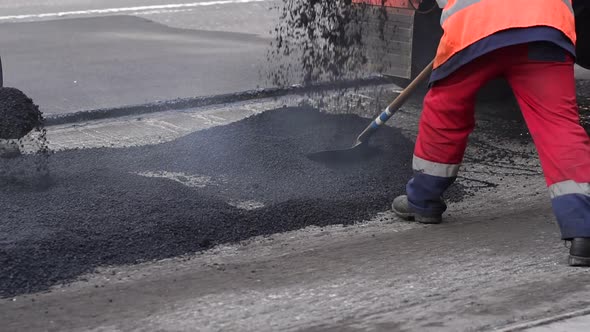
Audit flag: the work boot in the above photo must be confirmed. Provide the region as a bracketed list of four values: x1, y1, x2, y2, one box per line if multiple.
[0, 139, 20, 159]
[392, 195, 442, 224]
[568, 238, 590, 267]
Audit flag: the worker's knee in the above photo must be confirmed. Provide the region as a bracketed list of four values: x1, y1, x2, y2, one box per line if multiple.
[422, 89, 476, 133]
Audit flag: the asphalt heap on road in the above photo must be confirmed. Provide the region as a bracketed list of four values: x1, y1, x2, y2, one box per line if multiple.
[0, 106, 468, 298]
[0, 87, 50, 183]
[0, 87, 44, 140]
[0, 0, 471, 300]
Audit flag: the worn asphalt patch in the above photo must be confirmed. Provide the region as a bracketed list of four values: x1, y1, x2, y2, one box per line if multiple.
[0, 106, 464, 297]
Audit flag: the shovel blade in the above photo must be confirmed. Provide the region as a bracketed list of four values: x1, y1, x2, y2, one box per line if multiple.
[306, 142, 380, 164]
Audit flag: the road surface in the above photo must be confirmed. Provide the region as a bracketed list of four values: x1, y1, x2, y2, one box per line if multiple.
[0, 0, 588, 115]
[1, 2, 590, 331]
[1, 84, 590, 331]
[0, 0, 282, 115]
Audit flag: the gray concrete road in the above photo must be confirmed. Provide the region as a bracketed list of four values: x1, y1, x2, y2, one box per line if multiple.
[0, 0, 281, 115]
[525, 314, 590, 332]
[1, 86, 589, 331]
[0, 0, 588, 116]
[576, 65, 590, 79]
[0, 0, 278, 36]
[3, 199, 589, 332]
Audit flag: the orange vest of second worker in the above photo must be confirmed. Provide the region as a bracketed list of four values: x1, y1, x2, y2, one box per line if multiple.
[434, 0, 577, 69]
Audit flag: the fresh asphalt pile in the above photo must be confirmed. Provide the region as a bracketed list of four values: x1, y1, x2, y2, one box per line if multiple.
[0, 87, 44, 140]
[0, 87, 50, 184]
[0, 106, 468, 297]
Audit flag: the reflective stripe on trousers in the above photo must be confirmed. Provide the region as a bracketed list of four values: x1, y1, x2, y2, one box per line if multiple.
[550, 181, 590, 198]
[413, 155, 460, 178]
[406, 156, 459, 217]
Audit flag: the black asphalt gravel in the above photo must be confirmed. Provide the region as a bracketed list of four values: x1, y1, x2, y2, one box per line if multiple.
[0, 106, 452, 297]
[1, 86, 585, 299]
[0, 87, 43, 140]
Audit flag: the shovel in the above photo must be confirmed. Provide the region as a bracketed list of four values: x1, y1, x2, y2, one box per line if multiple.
[307, 60, 434, 163]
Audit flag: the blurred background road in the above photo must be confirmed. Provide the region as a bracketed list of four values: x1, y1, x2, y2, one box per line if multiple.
[0, 0, 281, 115]
[0, 0, 587, 115]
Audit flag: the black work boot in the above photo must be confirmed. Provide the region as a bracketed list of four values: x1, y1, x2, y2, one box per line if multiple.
[568, 238, 590, 267]
[392, 195, 443, 224]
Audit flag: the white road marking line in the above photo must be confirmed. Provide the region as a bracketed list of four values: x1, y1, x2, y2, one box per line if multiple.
[0, 0, 270, 21]
[129, 8, 196, 16]
[137, 171, 215, 188]
[136, 171, 265, 210]
[228, 200, 265, 210]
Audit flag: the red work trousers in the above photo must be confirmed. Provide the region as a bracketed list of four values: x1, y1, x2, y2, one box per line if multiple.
[416, 44, 590, 187]
[410, 43, 590, 238]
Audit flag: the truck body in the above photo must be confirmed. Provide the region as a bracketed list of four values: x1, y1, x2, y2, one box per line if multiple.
[353, 0, 590, 81]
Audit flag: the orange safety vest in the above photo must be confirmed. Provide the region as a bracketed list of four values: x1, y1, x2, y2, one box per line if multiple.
[434, 0, 577, 69]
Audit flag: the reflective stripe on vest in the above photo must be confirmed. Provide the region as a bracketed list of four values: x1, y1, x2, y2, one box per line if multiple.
[434, 0, 576, 69]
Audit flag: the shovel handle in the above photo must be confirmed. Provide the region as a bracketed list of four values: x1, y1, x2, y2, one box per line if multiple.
[356, 60, 434, 144]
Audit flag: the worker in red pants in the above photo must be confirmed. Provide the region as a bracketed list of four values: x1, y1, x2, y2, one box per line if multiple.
[392, 0, 590, 266]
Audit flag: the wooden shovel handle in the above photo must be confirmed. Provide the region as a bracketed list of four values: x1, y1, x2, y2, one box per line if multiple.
[386, 60, 434, 113]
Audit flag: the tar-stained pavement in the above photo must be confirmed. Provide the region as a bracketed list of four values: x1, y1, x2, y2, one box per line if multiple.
[0, 83, 589, 330]
[4, 78, 588, 298]
[0, 106, 455, 297]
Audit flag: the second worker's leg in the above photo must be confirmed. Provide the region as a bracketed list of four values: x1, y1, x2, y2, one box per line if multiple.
[505, 43, 590, 265]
